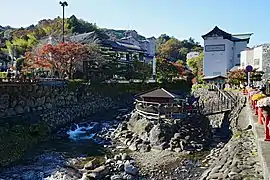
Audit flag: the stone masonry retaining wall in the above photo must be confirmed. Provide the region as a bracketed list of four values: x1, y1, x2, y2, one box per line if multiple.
[0, 84, 131, 129]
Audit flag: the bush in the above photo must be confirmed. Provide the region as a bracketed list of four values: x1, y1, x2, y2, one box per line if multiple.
[67, 79, 87, 90]
[191, 84, 209, 92]
[0, 72, 7, 79]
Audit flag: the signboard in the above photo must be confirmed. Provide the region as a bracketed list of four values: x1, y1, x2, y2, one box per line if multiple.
[205, 44, 225, 52]
[245, 65, 253, 72]
[246, 65, 253, 87]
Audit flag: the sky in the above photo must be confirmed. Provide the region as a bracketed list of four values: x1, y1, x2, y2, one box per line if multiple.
[0, 0, 269, 46]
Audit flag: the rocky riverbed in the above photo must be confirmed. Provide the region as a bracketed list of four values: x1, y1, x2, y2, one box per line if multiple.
[0, 88, 265, 180]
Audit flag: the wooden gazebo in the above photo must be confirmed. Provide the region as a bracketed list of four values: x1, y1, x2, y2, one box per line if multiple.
[134, 88, 187, 119]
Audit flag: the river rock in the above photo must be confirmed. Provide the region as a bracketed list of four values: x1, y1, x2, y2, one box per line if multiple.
[121, 153, 131, 161]
[129, 143, 137, 151]
[124, 162, 138, 175]
[84, 158, 100, 170]
[87, 165, 109, 179]
[110, 174, 123, 180]
[138, 143, 151, 152]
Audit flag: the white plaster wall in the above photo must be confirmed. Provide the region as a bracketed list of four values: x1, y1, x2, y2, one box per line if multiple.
[240, 51, 247, 68]
[203, 37, 232, 76]
[240, 49, 254, 69]
[233, 41, 248, 66]
[226, 40, 234, 70]
[253, 46, 263, 71]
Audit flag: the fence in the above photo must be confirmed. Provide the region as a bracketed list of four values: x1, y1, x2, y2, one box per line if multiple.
[199, 85, 238, 115]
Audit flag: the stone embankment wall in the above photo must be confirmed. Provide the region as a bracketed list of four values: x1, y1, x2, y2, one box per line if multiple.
[199, 93, 264, 180]
[0, 84, 130, 128]
[0, 83, 131, 167]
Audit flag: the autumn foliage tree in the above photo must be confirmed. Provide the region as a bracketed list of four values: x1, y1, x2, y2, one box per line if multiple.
[23, 42, 101, 79]
[156, 57, 186, 83]
[227, 69, 264, 85]
[227, 69, 246, 85]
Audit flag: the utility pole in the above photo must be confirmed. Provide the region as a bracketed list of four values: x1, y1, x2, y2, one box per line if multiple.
[59, 1, 68, 43]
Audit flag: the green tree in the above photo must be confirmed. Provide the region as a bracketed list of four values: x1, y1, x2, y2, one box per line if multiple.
[158, 38, 182, 61]
[15, 57, 24, 71]
[187, 53, 204, 83]
[68, 15, 98, 34]
[156, 57, 179, 83]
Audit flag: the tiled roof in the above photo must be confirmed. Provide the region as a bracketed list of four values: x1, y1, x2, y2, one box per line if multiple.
[202, 26, 253, 42]
[232, 33, 253, 41]
[140, 88, 178, 98]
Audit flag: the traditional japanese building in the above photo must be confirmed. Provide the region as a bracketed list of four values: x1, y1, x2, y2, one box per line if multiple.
[202, 26, 253, 77]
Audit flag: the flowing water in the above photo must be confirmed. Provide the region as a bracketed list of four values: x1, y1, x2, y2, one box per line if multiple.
[0, 109, 131, 180]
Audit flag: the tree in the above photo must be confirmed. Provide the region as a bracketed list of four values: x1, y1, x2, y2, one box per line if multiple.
[23, 42, 101, 79]
[67, 15, 98, 34]
[227, 68, 264, 86]
[158, 38, 182, 61]
[187, 53, 203, 83]
[156, 34, 171, 53]
[15, 57, 24, 71]
[156, 57, 179, 83]
[227, 69, 246, 85]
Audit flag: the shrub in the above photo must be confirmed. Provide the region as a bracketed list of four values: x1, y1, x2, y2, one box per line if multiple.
[191, 84, 209, 92]
[0, 72, 7, 79]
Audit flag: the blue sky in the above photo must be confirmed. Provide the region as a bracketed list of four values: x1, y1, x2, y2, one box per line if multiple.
[0, 0, 269, 46]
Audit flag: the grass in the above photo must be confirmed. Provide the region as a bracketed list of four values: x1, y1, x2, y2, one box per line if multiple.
[232, 131, 242, 139]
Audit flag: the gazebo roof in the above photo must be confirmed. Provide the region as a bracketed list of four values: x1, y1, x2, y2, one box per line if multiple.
[139, 88, 179, 99]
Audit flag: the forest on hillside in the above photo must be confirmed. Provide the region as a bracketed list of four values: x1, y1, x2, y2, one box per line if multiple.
[0, 15, 203, 61]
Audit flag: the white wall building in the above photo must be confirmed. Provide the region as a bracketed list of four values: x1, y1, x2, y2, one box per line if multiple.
[186, 51, 200, 59]
[202, 26, 253, 77]
[240, 44, 270, 80]
[121, 33, 156, 64]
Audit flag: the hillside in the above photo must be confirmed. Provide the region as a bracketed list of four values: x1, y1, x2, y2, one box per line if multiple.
[0, 15, 203, 62]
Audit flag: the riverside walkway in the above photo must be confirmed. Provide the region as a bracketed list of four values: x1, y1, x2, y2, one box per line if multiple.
[246, 100, 270, 180]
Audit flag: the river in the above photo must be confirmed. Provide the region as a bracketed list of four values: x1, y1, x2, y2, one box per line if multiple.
[0, 108, 131, 180]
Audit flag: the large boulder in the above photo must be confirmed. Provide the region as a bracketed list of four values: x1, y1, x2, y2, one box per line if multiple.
[127, 112, 140, 127]
[149, 123, 175, 146]
[128, 117, 153, 138]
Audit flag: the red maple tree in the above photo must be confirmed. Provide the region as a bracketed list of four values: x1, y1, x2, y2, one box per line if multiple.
[24, 42, 91, 78]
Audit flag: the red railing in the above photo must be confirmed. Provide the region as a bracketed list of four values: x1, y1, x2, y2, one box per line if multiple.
[250, 95, 270, 141]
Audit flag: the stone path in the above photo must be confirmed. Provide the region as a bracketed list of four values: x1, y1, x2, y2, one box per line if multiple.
[200, 129, 263, 180]
[199, 96, 264, 180]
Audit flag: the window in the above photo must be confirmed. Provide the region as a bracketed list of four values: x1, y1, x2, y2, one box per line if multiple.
[237, 54, 240, 58]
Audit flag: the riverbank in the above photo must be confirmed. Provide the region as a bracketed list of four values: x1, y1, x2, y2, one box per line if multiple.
[1, 87, 263, 180]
